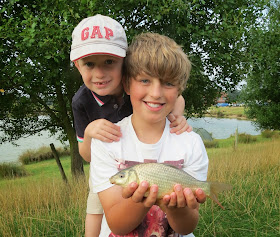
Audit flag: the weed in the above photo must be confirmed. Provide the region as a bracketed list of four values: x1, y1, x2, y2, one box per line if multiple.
[238, 133, 257, 144]
[19, 146, 70, 164]
[204, 140, 219, 148]
[0, 163, 28, 179]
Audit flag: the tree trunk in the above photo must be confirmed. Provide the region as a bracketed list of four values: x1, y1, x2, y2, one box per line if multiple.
[68, 128, 85, 179]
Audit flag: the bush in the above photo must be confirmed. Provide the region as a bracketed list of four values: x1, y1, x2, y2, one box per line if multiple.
[261, 130, 280, 139]
[217, 111, 224, 118]
[19, 146, 70, 165]
[204, 140, 219, 148]
[238, 133, 257, 144]
[0, 163, 28, 179]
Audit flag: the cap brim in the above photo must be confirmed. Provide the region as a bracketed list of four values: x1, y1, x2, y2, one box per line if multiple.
[70, 44, 126, 61]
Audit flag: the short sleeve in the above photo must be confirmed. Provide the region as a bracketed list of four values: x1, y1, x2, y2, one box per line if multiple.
[90, 138, 119, 193]
[183, 134, 209, 181]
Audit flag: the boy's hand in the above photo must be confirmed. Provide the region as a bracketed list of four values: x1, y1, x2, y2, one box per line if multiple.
[160, 185, 201, 211]
[168, 113, 192, 135]
[122, 181, 158, 208]
[85, 119, 122, 143]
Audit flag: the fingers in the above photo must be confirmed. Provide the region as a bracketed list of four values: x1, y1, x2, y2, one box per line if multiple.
[186, 124, 193, 133]
[143, 184, 158, 208]
[183, 188, 199, 210]
[162, 185, 199, 211]
[129, 181, 158, 208]
[167, 113, 176, 123]
[122, 182, 138, 199]
[169, 116, 192, 134]
[195, 188, 207, 204]
[88, 119, 122, 142]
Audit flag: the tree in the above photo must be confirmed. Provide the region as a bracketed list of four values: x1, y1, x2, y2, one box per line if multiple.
[242, 0, 280, 130]
[0, 0, 267, 177]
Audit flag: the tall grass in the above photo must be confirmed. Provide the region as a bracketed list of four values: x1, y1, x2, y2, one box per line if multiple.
[0, 177, 88, 236]
[0, 139, 279, 236]
[195, 139, 280, 236]
[0, 163, 28, 179]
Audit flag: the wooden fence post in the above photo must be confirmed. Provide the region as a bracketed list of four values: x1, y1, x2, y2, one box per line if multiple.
[50, 143, 68, 183]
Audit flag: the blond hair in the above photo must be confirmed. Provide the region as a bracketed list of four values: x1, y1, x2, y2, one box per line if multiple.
[123, 32, 191, 94]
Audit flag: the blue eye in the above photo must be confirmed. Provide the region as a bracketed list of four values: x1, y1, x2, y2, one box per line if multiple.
[141, 79, 149, 84]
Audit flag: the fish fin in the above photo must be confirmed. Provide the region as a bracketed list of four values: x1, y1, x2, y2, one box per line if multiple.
[208, 182, 232, 210]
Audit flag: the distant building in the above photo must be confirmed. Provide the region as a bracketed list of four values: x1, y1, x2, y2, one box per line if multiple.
[216, 92, 229, 107]
[217, 92, 227, 103]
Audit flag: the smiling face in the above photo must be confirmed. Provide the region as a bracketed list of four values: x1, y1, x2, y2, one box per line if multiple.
[126, 72, 179, 125]
[74, 55, 124, 97]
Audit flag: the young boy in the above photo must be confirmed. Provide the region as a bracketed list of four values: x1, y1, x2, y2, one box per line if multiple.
[90, 33, 209, 236]
[70, 15, 192, 236]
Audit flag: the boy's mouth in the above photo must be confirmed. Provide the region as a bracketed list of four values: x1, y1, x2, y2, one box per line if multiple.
[94, 81, 110, 86]
[145, 102, 165, 108]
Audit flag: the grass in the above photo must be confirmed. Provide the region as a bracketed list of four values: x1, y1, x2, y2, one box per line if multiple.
[195, 139, 280, 236]
[205, 106, 246, 119]
[19, 146, 70, 165]
[0, 138, 279, 236]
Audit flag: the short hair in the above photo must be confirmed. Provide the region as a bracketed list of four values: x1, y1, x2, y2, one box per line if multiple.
[123, 32, 191, 94]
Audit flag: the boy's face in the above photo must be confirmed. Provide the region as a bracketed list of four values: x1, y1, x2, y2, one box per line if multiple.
[75, 55, 124, 97]
[127, 72, 179, 124]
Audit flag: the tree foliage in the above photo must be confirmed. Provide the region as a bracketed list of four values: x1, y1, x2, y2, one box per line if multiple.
[242, 0, 280, 130]
[0, 0, 267, 176]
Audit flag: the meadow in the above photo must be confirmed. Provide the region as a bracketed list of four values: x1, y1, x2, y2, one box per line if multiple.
[205, 106, 246, 119]
[0, 136, 279, 236]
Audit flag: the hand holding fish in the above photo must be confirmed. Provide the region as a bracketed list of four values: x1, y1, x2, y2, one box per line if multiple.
[111, 163, 232, 209]
[124, 181, 159, 208]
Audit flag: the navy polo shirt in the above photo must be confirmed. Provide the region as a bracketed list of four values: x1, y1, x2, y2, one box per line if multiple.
[72, 84, 132, 142]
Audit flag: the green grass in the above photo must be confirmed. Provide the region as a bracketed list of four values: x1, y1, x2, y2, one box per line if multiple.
[0, 137, 279, 236]
[205, 106, 246, 119]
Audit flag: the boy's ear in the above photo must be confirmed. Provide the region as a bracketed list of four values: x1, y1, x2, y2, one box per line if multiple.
[74, 61, 80, 70]
[122, 77, 130, 95]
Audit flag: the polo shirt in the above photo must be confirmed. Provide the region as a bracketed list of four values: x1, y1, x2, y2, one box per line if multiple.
[72, 84, 132, 142]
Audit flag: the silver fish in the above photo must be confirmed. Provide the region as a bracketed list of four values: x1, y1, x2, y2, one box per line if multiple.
[110, 163, 232, 209]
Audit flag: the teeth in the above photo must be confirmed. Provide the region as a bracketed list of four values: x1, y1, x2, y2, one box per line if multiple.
[147, 102, 161, 108]
[96, 82, 108, 85]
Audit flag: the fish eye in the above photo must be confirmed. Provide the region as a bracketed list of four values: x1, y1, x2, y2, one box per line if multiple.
[119, 174, 125, 178]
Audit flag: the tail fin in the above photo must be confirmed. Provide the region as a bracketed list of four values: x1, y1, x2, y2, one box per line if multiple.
[208, 182, 232, 209]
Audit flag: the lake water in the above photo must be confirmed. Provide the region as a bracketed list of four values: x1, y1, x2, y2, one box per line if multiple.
[0, 117, 261, 164]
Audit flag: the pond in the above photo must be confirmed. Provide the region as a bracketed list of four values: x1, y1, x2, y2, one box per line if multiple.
[0, 117, 261, 163]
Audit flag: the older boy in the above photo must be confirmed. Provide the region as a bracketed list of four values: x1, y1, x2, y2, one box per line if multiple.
[71, 15, 193, 236]
[90, 33, 209, 236]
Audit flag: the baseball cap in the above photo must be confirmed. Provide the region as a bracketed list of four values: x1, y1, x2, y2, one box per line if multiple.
[70, 14, 127, 61]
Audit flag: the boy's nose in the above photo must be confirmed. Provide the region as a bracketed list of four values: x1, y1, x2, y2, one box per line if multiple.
[149, 82, 163, 98]
[94, 66, 105, 79]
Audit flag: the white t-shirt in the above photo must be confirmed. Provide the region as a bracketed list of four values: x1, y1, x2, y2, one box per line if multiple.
[90, 115, 209, 237]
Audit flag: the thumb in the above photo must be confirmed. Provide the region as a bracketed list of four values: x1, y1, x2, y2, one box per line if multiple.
[167, 113, 176, 123]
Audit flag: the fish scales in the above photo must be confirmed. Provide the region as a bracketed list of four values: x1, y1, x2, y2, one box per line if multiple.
[110, 162, 232, 209]
[133, 163, 210, 198]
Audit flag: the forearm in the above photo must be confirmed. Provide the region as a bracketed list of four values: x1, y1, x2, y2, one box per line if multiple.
[172, 95, 185, 116]
[166, 207, 199, 235]
[99, 187, 150, 235]
[78, 136, 91, 162]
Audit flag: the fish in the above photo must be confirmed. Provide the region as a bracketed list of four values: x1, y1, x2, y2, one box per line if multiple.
[110, 163, 232, 209]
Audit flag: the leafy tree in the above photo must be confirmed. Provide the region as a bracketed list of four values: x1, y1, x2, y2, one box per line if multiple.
[242, 1, 280, 130]
[226, 90, 242, 104]
[0, 0, 267, 177]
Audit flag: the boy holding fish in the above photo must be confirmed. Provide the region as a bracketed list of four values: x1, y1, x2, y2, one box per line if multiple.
[90, 32, 209, 236]
[70, 15, 196, 236]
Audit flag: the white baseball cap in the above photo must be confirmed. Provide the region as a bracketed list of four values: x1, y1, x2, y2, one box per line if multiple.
[70, 14, 127, 61]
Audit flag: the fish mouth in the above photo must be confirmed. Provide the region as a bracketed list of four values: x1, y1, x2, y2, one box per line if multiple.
[109, 177, 115, 184]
